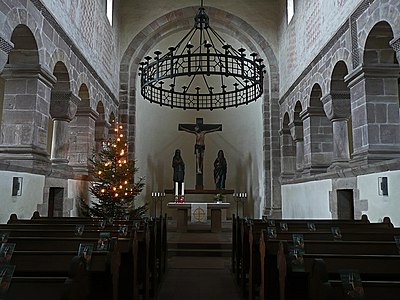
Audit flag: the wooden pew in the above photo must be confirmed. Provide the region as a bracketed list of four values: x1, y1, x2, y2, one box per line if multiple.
[3, 214, 165, 300]
[289, 254, 400, 300]
[7, 248, 120, 300]
[244, 218, 398, 300]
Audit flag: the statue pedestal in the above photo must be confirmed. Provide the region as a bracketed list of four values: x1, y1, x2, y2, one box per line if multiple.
[164, 189, 234, 195]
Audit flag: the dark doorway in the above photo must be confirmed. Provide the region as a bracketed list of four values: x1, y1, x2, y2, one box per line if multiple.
[48, 187, 64, 217]
[337, 189, 354, 220]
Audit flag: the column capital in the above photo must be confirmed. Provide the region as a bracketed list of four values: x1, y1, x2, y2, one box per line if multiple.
[75, 106, 100, 120]
[299, 107, 326, 120]
[50, 91, 80, 121]
[288, 121, 303, 141]
[321, 92, 351, 121]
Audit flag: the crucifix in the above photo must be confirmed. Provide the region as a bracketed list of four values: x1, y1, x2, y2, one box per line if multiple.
[179, 118, 222, 190]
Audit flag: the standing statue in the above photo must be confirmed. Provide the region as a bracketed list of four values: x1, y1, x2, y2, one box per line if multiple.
[172, 149, 185, 194]
[214, 150, 227, 190]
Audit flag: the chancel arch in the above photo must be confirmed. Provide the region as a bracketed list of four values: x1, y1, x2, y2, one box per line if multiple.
[121, 5, 279, 218]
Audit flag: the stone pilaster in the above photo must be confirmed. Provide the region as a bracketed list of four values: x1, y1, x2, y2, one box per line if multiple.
[289, 121, 304, 176]
[279, 128, 296, 180]
[95, 119, 112, 152]
[345, 65, 400, 166]
[322, 93, 351, 170]
[300, 107, 332, 175]
[0, 64, 56, 174]
[68, 107, 99, 179]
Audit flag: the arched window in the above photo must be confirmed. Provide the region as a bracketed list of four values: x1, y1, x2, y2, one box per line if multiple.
[106, 0, 113, 25]
[287, 0, 295, 24]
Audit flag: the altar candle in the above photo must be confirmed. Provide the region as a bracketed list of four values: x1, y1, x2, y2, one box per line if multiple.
[182, 182, 185, 196]
[175, 182, 178, 196]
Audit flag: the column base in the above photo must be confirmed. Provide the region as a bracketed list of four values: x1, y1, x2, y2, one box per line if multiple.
[327, 161, 350, 171]
[302, 165, 329, 176]
[350, 149, 400, 167]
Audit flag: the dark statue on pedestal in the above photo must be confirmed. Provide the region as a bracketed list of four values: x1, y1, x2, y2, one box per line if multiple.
[172, 149, 185, 194]
[214, 149, 227, 190]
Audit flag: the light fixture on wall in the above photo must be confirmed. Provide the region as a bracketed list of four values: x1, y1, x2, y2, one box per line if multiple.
[139, 1, 265, 110]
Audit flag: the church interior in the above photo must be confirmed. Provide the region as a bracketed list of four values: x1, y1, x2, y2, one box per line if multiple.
[0, 0, 400, 299]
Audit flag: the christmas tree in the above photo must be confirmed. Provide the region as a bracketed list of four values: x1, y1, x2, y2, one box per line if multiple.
[81, 123, 146, 219]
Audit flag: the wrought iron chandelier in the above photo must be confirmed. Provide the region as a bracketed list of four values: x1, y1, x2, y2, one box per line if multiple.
[139, 1, 265, 110]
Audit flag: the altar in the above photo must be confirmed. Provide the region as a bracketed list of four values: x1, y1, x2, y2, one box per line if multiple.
[167, 202, 231, 233]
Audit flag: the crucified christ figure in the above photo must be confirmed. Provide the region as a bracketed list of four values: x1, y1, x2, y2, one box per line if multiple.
[178, 118, 222, 175]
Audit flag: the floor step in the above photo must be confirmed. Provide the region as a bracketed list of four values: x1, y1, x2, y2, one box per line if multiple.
[168, 248, 232, 257]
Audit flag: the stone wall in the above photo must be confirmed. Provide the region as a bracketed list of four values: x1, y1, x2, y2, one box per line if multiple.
[0, 0, 119, 218]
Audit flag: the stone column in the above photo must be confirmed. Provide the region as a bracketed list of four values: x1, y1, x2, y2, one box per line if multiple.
[279, 128, 296, 180]
[322, 93, 351, 170]
[0, 64, 56, 173]
[69, 107, 99, 178]
[49, 91, 79, 177]
[300, 108, 332, 175]
[289, 121, 304, 176]
[345, 65, 400, 166]
[95, 119, 112, 152]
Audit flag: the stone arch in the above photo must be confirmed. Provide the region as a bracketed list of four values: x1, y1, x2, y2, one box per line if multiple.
[76, 73, 91, 99]
[3, 8, 45, 67]
[363, 21, 397, 65]
[120, 5, 280, 216]
[49, 49, 72, 82]
[8, 24, 39, 65]
[305, 75, 326, 107]
[358, 5, 400, 63]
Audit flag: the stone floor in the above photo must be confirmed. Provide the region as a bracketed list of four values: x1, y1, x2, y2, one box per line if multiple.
[156, 220, 241, 300]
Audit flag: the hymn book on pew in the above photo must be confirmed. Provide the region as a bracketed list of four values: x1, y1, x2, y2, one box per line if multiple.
[331, 226, 342, 240]
[340, 270, 364, 299]
[78, 243, 94, 270]
[0, 243, 15, 264]
[0, 232, 9, 243]
[119, 226, 129, 237]
[0, 264, 15, 298]
[97, 232, 111, 251]
[75, 224, 85, 237]
[395, 235, 400, 254]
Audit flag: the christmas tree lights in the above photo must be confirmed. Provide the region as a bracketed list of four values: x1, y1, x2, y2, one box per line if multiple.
[81, 123, 146, 219]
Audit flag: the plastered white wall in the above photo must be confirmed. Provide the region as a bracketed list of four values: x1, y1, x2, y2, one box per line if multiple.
[282, 179, 332, 219]
[0, 171, 45, 223]
[357, 171, 400, 227]
[135, 88, 264, 218]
